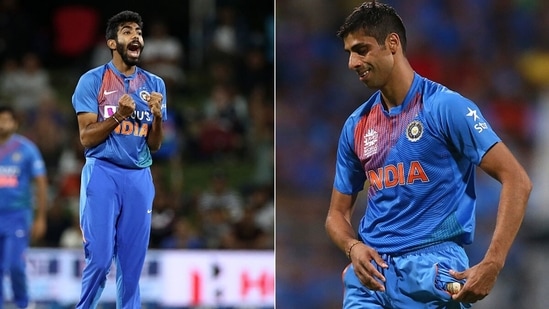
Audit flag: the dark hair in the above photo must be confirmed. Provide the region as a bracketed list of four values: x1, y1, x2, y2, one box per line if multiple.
[105, 10, 144, 40]
[337, 1, 407, 52]
[0, 105, 17, 119]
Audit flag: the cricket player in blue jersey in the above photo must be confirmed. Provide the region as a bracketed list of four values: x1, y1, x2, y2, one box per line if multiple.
[71, 11, 166, 309]
[0, 106, 48, 309]
[325, 2, 532, 308]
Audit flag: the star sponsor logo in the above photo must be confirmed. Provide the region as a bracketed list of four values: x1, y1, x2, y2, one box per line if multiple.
[466, 107, 488, 133]
[466, 107, 480, 121]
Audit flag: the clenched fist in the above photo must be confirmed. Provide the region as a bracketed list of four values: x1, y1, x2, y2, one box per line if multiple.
[118, 94, 136, 118]
[147, 92, 163, 119]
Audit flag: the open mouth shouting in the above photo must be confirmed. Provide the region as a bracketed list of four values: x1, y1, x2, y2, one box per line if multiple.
[127, 41, 142, 58]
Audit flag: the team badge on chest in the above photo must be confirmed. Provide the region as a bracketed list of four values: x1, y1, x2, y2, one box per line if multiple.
[139, 90, 151, 102]
[406, 120, 423, 142]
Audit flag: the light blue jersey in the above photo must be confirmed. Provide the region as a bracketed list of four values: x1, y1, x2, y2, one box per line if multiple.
[0, 134, 46, 217]
[0, 134, 45, 309]
[72, 61, 166, 308]
[334, 73, 500, 254]
[72, 61, 167, 168]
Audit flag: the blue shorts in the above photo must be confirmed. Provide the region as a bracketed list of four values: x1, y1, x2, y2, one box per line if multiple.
[342, 242, 472, 309]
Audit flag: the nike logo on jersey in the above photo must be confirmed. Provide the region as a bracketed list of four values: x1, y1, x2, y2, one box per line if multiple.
[147, 209, 152, 214]
[103, 90, 118, 95]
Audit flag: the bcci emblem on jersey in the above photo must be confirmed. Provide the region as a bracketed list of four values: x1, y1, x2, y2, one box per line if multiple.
[406, 120, 423, 142]
[139, 90, 151, 102]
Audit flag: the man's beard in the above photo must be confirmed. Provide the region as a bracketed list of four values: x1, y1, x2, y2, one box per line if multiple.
[116, 41, 140, 66]
[0, 128, 14, 140]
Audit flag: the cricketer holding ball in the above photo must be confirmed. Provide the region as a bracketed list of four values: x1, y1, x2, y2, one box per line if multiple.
[325, 2, 532, 308]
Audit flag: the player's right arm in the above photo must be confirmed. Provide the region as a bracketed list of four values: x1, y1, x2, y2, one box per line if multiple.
[73, 67, 136, 148]
[77, 112, 119, 148]
[326, 113, 387, 290]
[325, 188, 388, 291]
[77, 94, 136, 148]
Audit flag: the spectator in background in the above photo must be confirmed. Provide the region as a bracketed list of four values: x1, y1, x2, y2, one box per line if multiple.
[247, 184, 274, 241]
[204, 3, 249, 60]
[23, 89, 70, 182]
[208, 59, 236, 85]
[247, 85, 274, 186]
[59, 211, 82, 249]
[237, 45, 274, 98]
[88, 35, 112, 69]
[160, 217, 205, 249]
[221, 184, 274, 249]
[200, 82, 248, 158]
[140, 19, 186, 94]
[0, 57, 19, 101]
[516, 4, 549, 92]
[42, 133, 82, 249]
[150, 109, 185, 199]
[149, 184, 177, 248]
[198, 201, 232, 249]
[197, 169, 244, 248]
[42, 199, 72, 247]
[55, 132, 84, 218]
[0, 52, 52, 117]
[221, 206, 270, 250]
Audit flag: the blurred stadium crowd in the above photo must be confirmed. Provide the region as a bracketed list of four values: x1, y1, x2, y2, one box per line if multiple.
[277, 0, 549, 308]
[0, 0, 274, 257]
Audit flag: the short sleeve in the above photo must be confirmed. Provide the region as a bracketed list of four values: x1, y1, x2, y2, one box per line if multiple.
[430, 92, 501, 165]
[72, 71, 100, 115]
[27, 142, 46, 178]
[333, 117, 367, 194]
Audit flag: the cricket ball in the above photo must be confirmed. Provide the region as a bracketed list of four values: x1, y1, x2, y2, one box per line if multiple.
[446, 282, 462, 294]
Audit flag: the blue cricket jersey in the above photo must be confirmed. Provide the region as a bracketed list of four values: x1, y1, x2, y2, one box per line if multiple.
[72, 61, 167, 169]
[333, 73, 501, 254]
[0, 134, 46, 215]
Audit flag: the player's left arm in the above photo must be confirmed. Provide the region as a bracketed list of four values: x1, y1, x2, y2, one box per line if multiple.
[451, 141, 532, 303]
[146, 91, 164, 152]
[31, 174, 48, 241]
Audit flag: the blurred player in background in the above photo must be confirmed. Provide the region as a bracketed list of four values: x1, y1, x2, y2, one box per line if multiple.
[325, 1, 532, 308]
[0, 105, 47, 309]
[71, 10, 166, 308]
